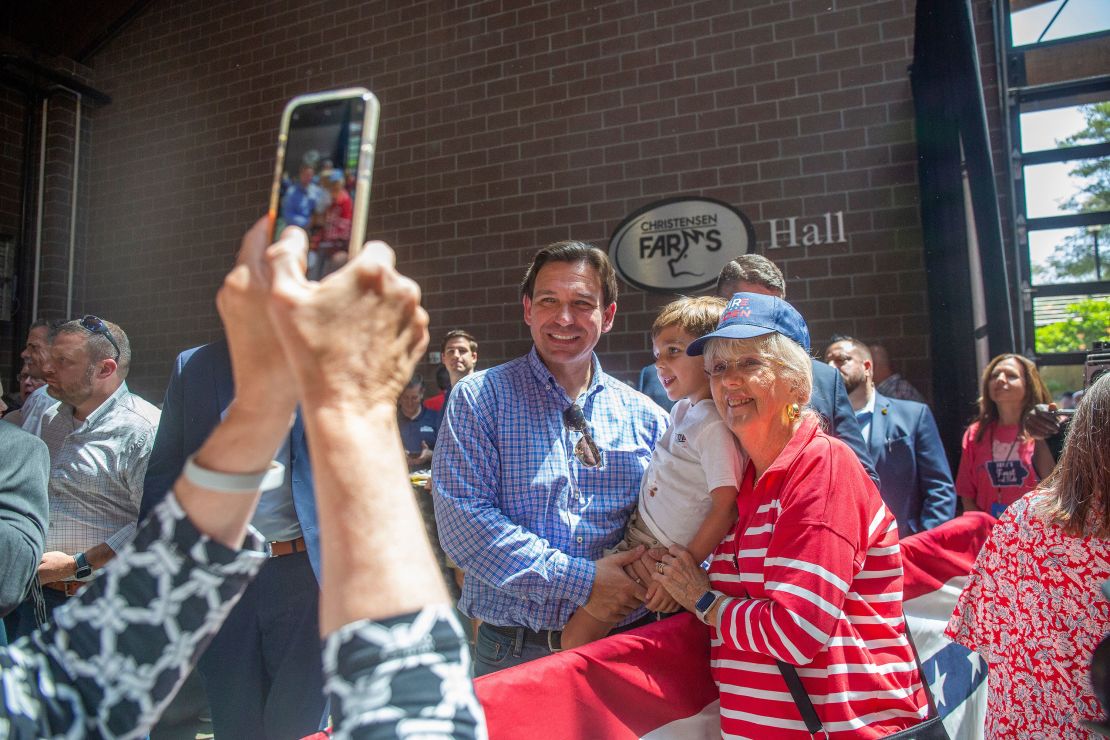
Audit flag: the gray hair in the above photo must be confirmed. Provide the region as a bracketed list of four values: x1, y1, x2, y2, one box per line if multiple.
[704, 332, 813, 406]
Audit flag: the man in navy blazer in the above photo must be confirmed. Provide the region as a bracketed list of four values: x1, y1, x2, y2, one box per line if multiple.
[825, 337, 955, 537]
[716, 255, 880, 487]
[141, 339, 326, 739]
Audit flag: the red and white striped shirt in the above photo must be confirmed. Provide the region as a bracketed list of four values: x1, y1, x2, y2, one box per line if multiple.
[709, 417, 927, 738]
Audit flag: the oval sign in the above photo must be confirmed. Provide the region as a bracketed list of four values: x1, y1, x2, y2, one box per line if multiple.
[608, 196, 756, 294]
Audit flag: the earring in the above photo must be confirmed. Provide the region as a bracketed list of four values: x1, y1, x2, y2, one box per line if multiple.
[786, 403, 800, 422]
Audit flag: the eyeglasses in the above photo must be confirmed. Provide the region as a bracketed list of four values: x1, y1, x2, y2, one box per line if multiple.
[706, 357, 767, 377]
[79, 315, 121, 361]
[562, 403, 604, 469]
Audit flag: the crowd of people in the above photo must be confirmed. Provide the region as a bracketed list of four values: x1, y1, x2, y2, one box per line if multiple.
[277, 155, 355, 281]
[0, 222, 1107, 739]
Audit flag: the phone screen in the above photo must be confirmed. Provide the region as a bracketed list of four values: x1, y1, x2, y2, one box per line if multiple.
[270, 91, 377, 279]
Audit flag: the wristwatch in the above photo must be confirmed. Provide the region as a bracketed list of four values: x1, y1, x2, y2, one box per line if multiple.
[73, 552, 92, 580]
[695, 589, 724, 624]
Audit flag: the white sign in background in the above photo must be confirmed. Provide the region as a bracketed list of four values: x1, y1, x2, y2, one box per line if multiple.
[609, 196, 849, 294]
[608, 197, 756, 293]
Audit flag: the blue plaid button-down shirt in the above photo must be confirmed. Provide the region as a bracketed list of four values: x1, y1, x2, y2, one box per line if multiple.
[432, 348, 668, 631]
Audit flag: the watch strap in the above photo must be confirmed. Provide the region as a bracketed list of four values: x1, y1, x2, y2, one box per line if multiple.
[73, 551, 92, 579]
[695, 590, 724, 624]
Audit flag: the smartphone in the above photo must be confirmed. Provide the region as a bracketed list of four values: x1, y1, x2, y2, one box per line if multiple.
[268, 88, 380, 275]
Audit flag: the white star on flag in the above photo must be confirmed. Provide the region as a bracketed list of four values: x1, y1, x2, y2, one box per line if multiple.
[966, 649, 983, 679]
[930, 662, 949, 708]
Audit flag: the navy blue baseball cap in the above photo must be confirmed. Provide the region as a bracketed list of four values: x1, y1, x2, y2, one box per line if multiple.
[686, 292, 811, 356]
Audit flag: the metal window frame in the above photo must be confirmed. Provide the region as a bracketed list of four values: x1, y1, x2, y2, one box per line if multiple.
[997, 0, 1110, 361]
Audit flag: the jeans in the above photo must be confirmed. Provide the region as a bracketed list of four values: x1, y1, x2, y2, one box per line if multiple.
[4, 584, 69, 642]
[473, 623, 557, 676]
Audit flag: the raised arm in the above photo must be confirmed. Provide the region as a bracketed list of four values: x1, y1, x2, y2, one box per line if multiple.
[264, 232, 486, 738]
[0, 217, 298, 737]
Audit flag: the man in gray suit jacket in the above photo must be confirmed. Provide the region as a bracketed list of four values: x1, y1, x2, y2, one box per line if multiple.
[0, 378, 49, 645]
[825, 337, 956, 537]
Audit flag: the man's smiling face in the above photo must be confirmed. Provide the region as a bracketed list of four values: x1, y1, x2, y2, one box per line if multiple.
[523, 259, 616, 373]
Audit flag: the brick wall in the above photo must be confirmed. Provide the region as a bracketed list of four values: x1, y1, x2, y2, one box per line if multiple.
[0, 81, 95, 397]
[79, 0, 950, 402]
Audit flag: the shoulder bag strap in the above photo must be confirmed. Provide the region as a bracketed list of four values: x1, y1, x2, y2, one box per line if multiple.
[774, 621, 938, 738]
[904, 622, 940, 720]
[775, 660, 827, 738]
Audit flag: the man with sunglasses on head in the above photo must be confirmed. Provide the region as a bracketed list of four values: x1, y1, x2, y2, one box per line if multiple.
[433, 241, 669, 675]
[7, 317, 160, 637]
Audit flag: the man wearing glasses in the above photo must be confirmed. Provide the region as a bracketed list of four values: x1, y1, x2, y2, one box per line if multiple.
[9, 317, 160, 635]
[433, 241, 669, 675]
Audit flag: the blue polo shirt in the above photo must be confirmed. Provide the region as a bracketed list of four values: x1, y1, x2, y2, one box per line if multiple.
[399, 406, 439, 456]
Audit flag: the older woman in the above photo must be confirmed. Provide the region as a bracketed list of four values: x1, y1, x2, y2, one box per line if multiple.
[956, 353, 1054, 517]
[946, 372, 1110, 738]
[653, 293, 929, 738]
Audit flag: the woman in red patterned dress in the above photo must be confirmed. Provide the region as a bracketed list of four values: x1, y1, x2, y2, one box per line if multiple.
[652, 293, 928, 738]
[955, 354, 1055, 517]
[947, 372, 1110, 738]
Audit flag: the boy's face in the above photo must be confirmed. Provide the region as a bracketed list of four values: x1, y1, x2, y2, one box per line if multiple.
[652, 325, 710, 403]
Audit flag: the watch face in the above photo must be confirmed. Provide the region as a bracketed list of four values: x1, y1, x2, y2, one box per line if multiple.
[696, 590, 717, 612]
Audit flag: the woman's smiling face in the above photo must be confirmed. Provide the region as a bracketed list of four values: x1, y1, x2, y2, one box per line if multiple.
[706, 341, 792, 445]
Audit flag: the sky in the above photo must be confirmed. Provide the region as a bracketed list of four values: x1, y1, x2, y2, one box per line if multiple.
[1006, 0, 1110, 281]
[1010, 0, 1110, 46]
[1019, 101, 1104, 283]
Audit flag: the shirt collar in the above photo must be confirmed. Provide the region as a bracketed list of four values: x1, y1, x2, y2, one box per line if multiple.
[62, 382, 129, 429]
[857, 391, 876, 417]
[525, 346, 605, 405]
[763, 414, 821, 480]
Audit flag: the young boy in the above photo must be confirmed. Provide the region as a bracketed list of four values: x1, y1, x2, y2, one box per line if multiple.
[562, 296, 742, 649]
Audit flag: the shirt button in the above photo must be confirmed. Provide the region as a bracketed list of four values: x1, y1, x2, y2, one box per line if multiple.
[576, 536, 583, 543]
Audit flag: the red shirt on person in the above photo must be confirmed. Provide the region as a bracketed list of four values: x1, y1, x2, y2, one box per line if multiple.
[319, 187, 352, 247]
[424, 391, 446, 412]
[955, 421, 1039, 516]
[946, 492, 1110, 738]
[708, 416, 927, 738]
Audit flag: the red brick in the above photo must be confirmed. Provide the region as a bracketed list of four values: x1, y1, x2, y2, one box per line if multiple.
[15, 0, 954, 399]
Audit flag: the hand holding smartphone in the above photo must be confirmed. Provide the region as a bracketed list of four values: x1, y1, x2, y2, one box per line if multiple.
[268, 88, 380, 279]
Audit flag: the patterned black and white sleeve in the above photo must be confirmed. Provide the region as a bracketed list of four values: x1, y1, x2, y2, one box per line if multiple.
[324, 604, 488, 739]
[0, 493, 267, 739]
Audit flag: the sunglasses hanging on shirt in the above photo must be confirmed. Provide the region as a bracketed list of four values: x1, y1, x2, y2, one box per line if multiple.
[562, 403, 604, 469]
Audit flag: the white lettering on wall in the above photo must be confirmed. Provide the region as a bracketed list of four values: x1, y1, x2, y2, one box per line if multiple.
[768, 211, 847, 248]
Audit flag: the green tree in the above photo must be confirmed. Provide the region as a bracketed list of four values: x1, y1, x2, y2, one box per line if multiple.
[1032, 102, 1110, 283]
[1035, 297, 1110, 353]
[1058, 101, 1110, 214]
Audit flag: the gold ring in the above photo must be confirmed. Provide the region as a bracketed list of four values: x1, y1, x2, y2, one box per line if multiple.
[656, 561, 665, 575]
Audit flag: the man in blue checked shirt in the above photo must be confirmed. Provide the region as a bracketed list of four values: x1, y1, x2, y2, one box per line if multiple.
[432, 241, 669, 675]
